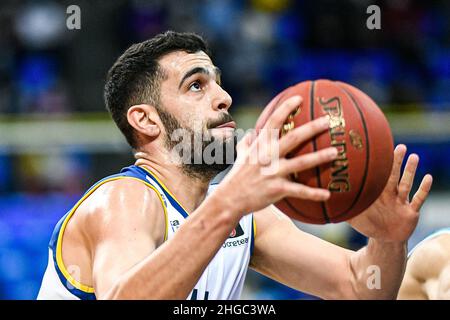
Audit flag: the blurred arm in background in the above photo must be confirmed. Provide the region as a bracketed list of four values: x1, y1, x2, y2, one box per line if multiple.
[398, 234, 450, 299]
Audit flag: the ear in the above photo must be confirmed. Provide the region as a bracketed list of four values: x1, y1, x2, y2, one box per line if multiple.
[127, 104, 161, 139]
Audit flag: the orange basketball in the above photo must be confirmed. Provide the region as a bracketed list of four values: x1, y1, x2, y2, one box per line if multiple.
[265, 80, 394, 224]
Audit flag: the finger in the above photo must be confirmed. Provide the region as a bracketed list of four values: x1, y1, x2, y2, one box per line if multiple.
[238, 130, 257, 149]
[282, 181, 331, 202]
[262, 95, 302, 131]
[398, 153, 419, 201]
[255, 90, 288, 132]
[279, 147, 338, 176]
[279, 116, 330, 157]
[411, 174, 433, 212]
[386, 144, 407, 192]
[236, 131, 253, 154]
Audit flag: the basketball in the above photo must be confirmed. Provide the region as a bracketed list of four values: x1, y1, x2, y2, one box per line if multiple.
[268, 80, 394, 224]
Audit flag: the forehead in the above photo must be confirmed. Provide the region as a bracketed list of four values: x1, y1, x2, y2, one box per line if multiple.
[158, 51, 214, 78]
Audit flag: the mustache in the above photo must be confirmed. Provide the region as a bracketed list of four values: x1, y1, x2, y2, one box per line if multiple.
[207, 113, 235, 129]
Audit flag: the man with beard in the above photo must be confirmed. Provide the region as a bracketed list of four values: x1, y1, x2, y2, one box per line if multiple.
[38, 31, 433, 300]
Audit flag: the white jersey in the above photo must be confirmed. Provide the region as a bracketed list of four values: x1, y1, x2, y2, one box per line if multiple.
[408, 228, 450, 258]
[37, 165, 255, 300]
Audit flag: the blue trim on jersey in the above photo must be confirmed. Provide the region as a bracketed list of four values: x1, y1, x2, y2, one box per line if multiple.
[49, 213, 67, 252]
[408, 227, 450, 258]
[47, 167, 150, 300]
[133, 166, 190, 218]
[52, 248, 97, 300]
[49, 210, 98, 299]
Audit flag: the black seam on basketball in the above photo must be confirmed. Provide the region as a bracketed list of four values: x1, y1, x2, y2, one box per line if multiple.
[334, 84, 370, 219]
[310, 81, 330, 223]
[283, 198, 324, 223]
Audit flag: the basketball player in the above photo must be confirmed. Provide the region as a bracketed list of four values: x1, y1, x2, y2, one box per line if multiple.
[397, 228, 450, 299]
[37, 31, 432, 300]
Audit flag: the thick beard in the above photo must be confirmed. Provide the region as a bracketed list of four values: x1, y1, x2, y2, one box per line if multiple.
[157, 106, 237, 183]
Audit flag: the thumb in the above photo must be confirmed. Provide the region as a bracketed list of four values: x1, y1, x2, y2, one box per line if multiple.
[255, 89, 291, 132]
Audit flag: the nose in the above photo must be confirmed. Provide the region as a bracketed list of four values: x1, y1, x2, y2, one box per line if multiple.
[212, 83, 232, 111]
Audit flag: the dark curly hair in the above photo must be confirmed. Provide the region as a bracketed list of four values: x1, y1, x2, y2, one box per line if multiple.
[104, 31, 211, 148]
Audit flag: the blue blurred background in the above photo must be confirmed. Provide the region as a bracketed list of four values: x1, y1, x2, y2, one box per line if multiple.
[0, 0, 450, 299]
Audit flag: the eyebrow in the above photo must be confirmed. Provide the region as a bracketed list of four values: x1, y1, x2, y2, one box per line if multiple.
[178, 66, 222, 89]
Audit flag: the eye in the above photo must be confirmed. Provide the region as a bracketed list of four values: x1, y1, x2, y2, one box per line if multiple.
[189, 81, 202, 92]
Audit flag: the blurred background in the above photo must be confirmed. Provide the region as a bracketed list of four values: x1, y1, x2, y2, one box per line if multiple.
[0, 0, 449, 299]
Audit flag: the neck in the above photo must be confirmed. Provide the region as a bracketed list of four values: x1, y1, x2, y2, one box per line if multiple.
[134, 151, 212, 213]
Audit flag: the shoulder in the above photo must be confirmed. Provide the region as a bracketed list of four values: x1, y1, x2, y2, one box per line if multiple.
[76, 177, 166, 245]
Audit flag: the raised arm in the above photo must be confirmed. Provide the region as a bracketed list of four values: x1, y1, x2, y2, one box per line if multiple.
[251, 145, 433, 300]
[251, 207, 406, 299]
[251, 206, 354, 299]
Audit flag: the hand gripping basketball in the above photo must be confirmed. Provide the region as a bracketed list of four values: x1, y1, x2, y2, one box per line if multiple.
[220, 95, 338, 215]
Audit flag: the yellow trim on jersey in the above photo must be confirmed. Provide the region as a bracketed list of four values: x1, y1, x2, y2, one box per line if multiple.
[253, 216, 257, 239]
[138, 166, 190, 215]
[56, 176, 169, 293]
